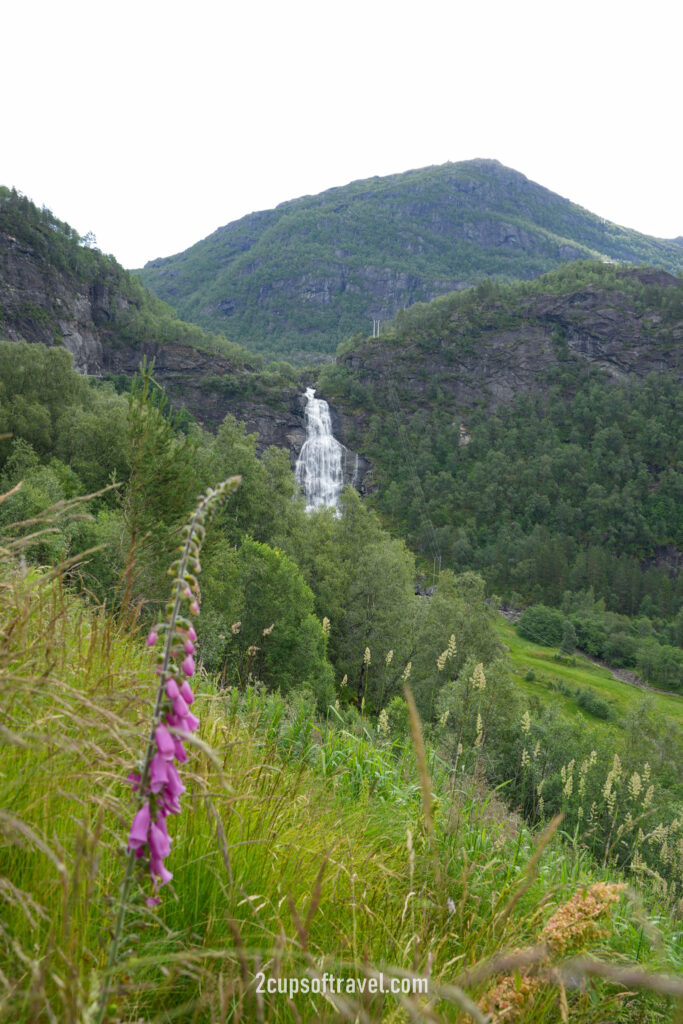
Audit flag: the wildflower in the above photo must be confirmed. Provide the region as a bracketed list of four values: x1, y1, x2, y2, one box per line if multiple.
[438, 708, 450, 727]
[642, 784, 654, 809]
[322, 617, 331, 637]
[378, 708, 389, 736]
[541, 882, 626, 954]
[121, 478, 239, 905]
[628, 772, 642, 800]
[385, 649, 393, 666]
[262, 622, 274, 637]
[474, 712, 483, 748]
[363, 646, 371, 667]
[166, 678, 179, 699]
[155, 723, 175, 760]
[128, 803, 151, 851]
[231, 621, 241, 635]
[340, 674, 348, 689]
[521, 747, 530, 768]
[471, 663, 486, 691]
[402, 661, 412, 682]
[521, 710, 531, 735]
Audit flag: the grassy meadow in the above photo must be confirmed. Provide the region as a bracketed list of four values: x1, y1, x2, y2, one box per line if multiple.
[497, 616, 683, 729]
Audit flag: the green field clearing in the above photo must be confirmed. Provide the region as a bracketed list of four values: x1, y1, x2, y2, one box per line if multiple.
[495, 615, 683, 729]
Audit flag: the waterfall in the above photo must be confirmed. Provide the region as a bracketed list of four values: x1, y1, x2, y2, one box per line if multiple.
[295, 387, 345, 511]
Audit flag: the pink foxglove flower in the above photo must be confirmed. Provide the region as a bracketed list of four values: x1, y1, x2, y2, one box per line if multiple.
[98, 468, 243, 1024]
[128, 803, 151, 851]
[155, 723, 175, 759]
[149, 753, 169, 793]
[149, 820, 171, 860]
[166, 677, 180, 699]
[173, 694, 189, 718]
[184, 711, 199, 733]
[123, 479, 239, 898]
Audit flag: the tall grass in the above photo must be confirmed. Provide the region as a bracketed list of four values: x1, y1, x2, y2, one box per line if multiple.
[1, 561, 682, 1021]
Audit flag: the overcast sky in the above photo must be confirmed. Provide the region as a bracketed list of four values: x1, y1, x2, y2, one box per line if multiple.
[3, 0, 681, 269]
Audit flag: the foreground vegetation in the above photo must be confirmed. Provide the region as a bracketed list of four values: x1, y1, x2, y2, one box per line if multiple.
[2, 558, 683, 1023]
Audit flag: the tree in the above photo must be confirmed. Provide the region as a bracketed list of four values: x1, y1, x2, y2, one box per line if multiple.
[560, 620, 577, 655]
[228, 539, 335, 709]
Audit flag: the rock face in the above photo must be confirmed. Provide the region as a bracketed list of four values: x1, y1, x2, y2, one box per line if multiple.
[337, 270, 682, 426]
[0, 232, 108, 373]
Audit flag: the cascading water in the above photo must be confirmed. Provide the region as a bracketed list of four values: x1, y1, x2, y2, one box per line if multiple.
[295, 387, 345, 511]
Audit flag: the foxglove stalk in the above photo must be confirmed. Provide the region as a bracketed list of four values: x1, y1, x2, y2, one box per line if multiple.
[97, 476, 240, 1024]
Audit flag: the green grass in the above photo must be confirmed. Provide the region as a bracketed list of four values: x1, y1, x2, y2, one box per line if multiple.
[496, 616, 683, 729]
[1, 569, 682, 1022]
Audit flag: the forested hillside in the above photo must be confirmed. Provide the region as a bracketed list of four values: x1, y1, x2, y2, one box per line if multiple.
[320, 262, 683, 687]
[137, 159, 683, 360]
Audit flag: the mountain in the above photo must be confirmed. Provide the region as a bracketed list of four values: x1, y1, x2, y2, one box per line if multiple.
[136, 159, 683, 361]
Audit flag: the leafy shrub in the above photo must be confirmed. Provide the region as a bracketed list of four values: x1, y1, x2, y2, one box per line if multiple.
[576, 688, 612, 719]
[518, 605, 565, 647]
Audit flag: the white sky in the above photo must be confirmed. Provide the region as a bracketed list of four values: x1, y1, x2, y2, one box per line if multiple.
[2, 0, 681, 269]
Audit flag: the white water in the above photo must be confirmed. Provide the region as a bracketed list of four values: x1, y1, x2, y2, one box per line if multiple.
[295, 387, 345, 511]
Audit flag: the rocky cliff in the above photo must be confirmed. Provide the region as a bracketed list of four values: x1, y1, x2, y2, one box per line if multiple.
[330, 267, 682, 443]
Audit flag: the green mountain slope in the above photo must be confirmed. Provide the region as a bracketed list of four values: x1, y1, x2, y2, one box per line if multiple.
[136, 159, 683, 361]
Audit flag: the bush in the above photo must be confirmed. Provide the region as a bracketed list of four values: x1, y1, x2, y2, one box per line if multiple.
[518, 604, 565, 646]
[576, 688, 612, 719]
